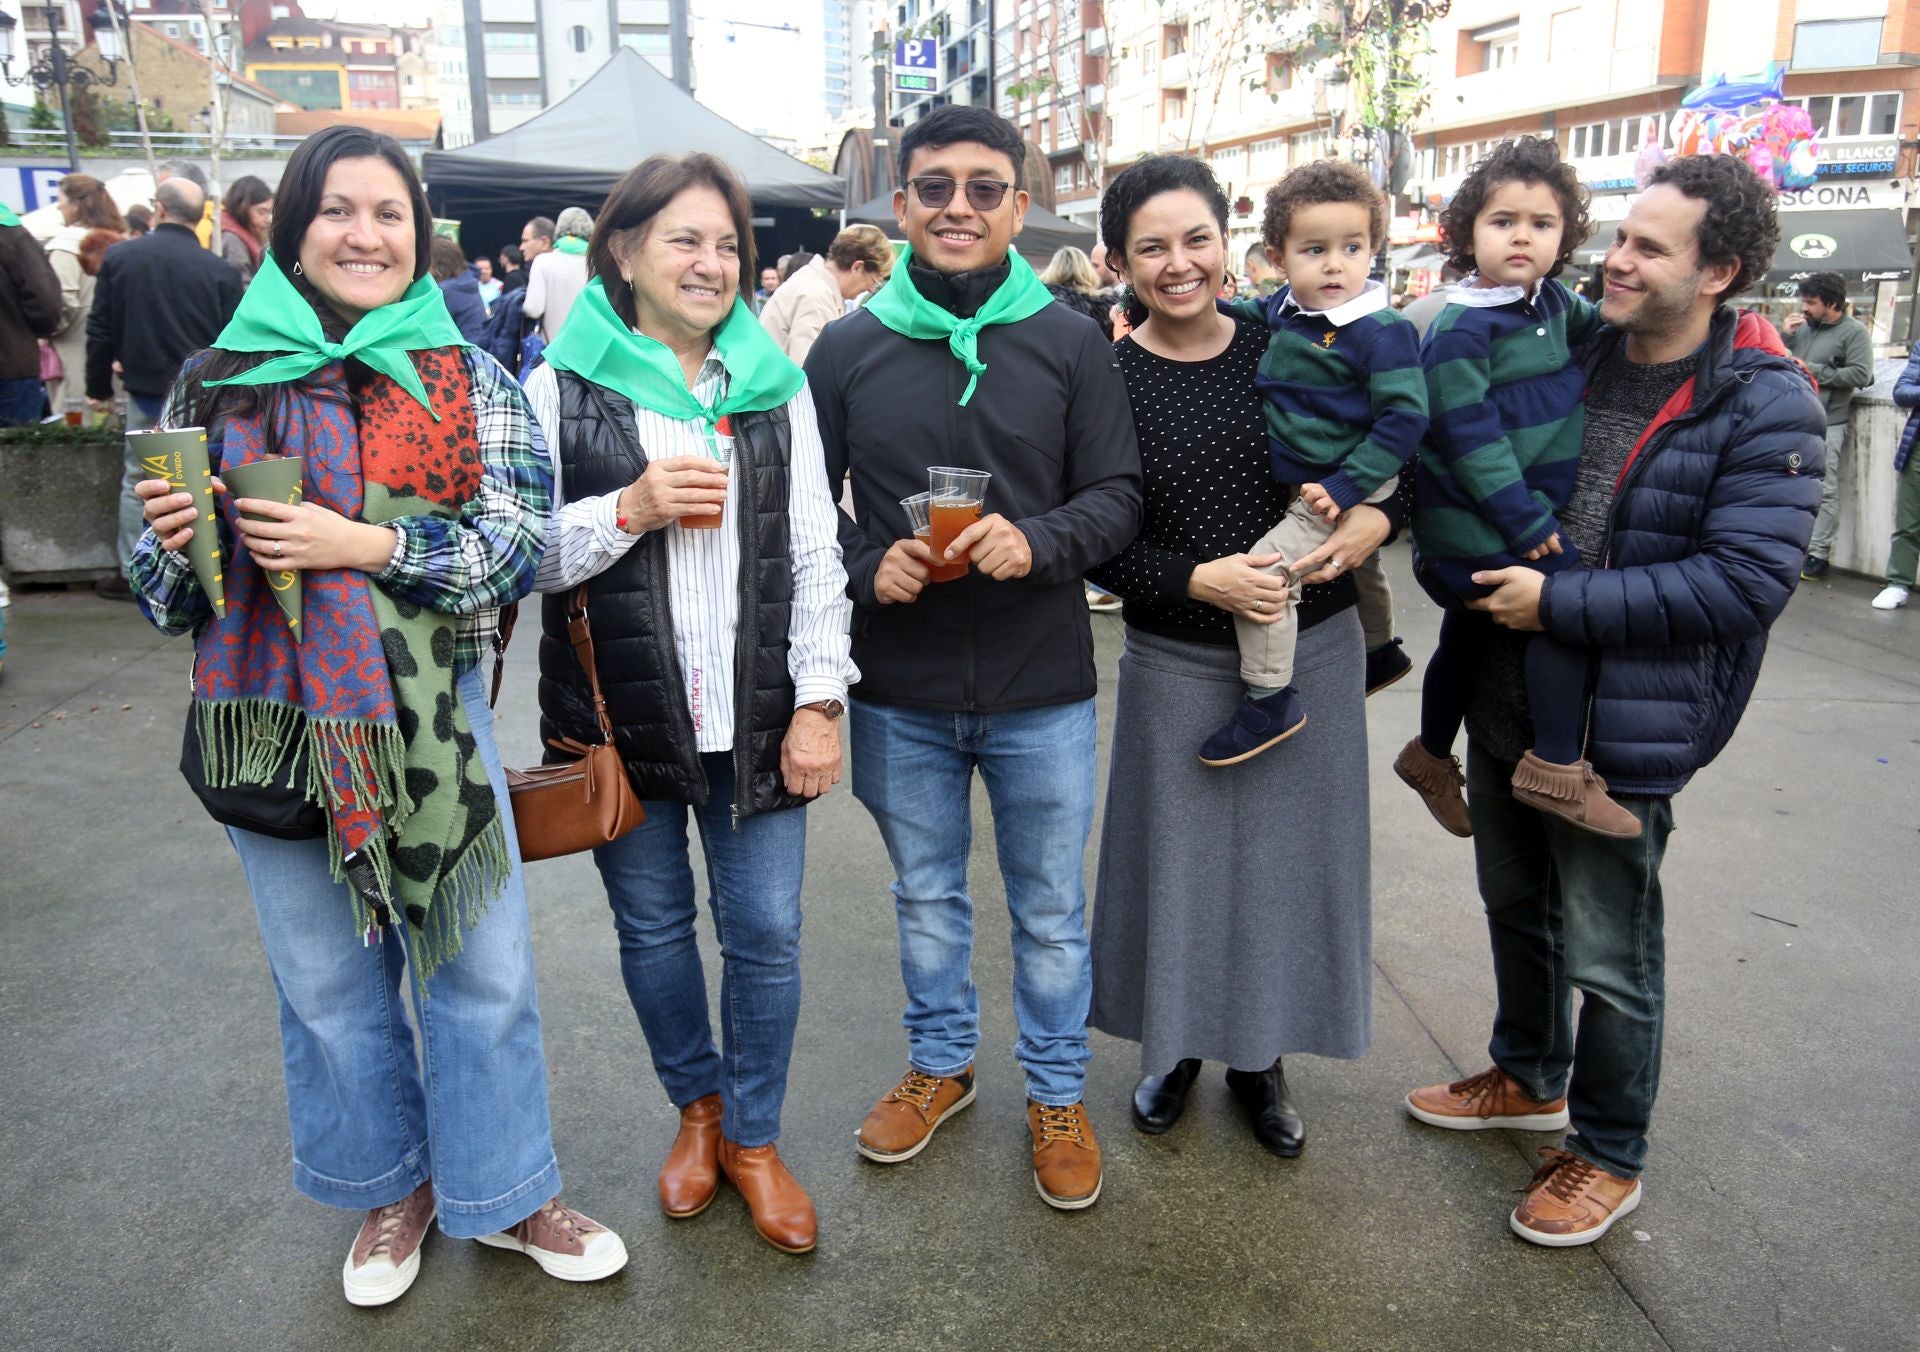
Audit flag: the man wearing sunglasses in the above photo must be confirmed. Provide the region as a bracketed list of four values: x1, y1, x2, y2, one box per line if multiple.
[806, 105, 1142, 1212]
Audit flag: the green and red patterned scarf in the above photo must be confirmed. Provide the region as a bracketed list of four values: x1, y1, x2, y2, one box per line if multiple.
[191, 343, 507, 981]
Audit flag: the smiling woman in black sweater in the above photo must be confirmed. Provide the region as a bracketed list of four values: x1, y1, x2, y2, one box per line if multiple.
[1087, 156, 1406, 1157]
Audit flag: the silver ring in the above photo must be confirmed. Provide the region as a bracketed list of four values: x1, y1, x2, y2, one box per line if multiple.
[1326, 560, 1341, 574]
[1255, 599, 1266, 611]
[273, 540, 283, 558]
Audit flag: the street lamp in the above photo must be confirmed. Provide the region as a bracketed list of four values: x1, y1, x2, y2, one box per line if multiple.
[0, 5, 126, 171]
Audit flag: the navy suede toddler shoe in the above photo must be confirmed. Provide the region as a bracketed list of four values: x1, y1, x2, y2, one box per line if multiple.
[1364, 637, 1412, 696]
[1198, 688, 1307, 767]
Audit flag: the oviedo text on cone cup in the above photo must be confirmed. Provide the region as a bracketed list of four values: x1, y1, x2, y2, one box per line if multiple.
[130, 427, 226, 618]
[221, 456, 305, 640]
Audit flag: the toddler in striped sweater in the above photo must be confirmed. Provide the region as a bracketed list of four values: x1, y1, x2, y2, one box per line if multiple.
[1199, 161, 1428, 768]
[1395, 137, 1640, 840]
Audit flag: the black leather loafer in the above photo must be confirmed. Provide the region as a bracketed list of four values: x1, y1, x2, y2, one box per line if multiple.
[1225, 1060, 1305, 1157]
[1131, 1058, 1202, 1134]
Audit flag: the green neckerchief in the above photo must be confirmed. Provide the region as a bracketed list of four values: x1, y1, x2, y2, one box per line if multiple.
[0, 203, 21, 228]
[205, 252, 469, 418]
[554, 236, 588, 255]
[543, 280, 805, 445]
[864, 245, 1055, 406]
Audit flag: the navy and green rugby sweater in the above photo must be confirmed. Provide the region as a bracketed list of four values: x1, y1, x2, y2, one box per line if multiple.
[1234, 282, 1429, 513]
[1412, 276, 1602, 597]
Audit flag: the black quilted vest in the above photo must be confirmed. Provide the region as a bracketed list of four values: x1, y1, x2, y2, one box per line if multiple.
[537, 371, 803, 820]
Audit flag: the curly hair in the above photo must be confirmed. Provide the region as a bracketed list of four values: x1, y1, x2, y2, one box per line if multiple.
[1795, 269, 1846, 309]
[1645, 154, 1780, 299]
[1438, 136, 1591, 280]
[1262, 159, 1386, 254]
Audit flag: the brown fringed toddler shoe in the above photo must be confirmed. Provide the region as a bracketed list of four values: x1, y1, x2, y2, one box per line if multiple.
[1510, 751, 1643, 839]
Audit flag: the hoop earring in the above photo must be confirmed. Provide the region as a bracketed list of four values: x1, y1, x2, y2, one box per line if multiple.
[292, 261, 303, 276]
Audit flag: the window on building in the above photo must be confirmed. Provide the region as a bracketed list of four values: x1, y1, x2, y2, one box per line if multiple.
[1055, 163, 1073, 193]
[1163, 23, 1186, 56]
[1292, 129, 1328, 166]
[1791, 19, 1883, 69]
[569, 25, 592, 54]
[1547, 8, 1580, 61]
[1479, 22, 1519, 71]
[1794, 92, 1900, 139]
[1249, 136, 1285, 180]
[1267, 58, 1292, 93]
[1163, 90, 1185, 122]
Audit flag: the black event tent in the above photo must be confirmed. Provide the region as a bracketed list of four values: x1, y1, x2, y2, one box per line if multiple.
[423, 47, 844, 257]
[843, 190, 1097, 264]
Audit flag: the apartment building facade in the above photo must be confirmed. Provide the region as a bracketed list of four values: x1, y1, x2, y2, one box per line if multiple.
[438, 0, 683, 148]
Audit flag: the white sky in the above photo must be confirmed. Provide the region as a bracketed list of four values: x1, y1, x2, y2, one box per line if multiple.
[302, 1, 435, 26]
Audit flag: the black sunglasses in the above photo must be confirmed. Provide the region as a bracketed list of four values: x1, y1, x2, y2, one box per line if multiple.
[907, 177, 1013, 212]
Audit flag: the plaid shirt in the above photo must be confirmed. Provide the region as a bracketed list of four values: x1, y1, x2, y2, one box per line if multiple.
[129, 347, 551, 674]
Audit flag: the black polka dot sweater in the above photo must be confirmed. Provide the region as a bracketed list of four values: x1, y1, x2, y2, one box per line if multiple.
[1088, 312, 1408, 647]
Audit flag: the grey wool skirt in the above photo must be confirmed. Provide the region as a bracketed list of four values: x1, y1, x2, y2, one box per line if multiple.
[1090, 610, 1373, 1073]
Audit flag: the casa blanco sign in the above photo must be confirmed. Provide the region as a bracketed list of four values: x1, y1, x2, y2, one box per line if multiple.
[1816, 140, 1898, 176]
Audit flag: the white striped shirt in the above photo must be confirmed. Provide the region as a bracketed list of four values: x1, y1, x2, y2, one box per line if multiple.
[525, 351, 857, 754]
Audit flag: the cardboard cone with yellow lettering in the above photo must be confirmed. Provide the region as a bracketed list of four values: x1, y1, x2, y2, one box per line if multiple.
[220, 456, 305, 640]
[127, 427, 226, 618]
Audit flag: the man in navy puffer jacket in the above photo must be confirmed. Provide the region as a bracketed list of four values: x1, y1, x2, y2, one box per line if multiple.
[1403, 156, 1826, 1248]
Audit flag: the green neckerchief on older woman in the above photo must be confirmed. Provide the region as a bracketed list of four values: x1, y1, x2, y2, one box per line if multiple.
[543, 279, 805, 439]
[863, 244, 1055, 406]
[553, 236, 588, 255]
[204, 251, 469, 418]
[0, 203, 21, 228]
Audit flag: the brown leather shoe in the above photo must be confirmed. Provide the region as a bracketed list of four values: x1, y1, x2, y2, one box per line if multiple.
[1405, 1065, 1570, 1132]
[718, 1139, 818, 1254]
[855, 1065, 976, 1163]
[1511, 751, 1644, 839]
[1394, 737, 1474, 837]
[658, 1092, 723, 1218]
[1509, 1147, 1642, 1247]
[1028, 1100, 1102, 1210]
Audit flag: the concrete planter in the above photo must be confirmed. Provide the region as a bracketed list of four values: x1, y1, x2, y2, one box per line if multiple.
[0, 435, 122, 583]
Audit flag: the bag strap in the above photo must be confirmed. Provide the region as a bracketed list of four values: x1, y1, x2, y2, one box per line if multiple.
[489, 584, 614, 744]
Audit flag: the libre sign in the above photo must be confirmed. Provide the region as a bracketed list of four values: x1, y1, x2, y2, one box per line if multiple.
[893, 36, 937, 95]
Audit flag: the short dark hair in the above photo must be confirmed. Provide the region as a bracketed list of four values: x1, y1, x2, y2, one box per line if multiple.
[898, 105, 1025, 182]
[1796, 270, 1847, 309]
[1099, 153, 1229, 262]
[1439, 136, 1591, 280]
[220, 175, 273, 230]
[590, 153, 757, 326]
[525, 215, 555, 241]
[1099, 155, 1231, 329]
[1244, 238, 1269, 269]
[1262, 159, 1386, 253]
[499, 243, 524, 269]
[1645, 154, 1780, 300]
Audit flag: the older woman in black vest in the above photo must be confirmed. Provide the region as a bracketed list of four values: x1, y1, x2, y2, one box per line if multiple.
[524, 153, 856, 1255]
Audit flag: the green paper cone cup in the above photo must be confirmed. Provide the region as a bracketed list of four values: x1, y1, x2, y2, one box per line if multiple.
[222, 456, 305, 639]
[129, 427, 225, 618]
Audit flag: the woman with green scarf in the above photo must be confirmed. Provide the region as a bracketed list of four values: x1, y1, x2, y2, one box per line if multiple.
[127, 126, 626, 1307]
[524, 152, 856, 1256]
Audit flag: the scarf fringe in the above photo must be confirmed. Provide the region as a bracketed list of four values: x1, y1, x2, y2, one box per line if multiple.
[404, 816, 513, 989]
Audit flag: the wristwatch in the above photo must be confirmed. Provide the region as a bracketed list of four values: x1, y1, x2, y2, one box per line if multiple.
[800, 699, 846, 720]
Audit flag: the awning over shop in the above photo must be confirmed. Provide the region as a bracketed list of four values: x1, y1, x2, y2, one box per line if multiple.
[1572, 209, 1911, 282]
[1772, 209, 1910, 283]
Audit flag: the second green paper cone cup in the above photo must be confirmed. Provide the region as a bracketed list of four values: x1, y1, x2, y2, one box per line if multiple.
[222, 456, 305, 639]
[128, 427, 225, 618]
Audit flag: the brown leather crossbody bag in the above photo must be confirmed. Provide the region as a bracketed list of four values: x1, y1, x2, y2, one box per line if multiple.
[490, 585, 645, 862]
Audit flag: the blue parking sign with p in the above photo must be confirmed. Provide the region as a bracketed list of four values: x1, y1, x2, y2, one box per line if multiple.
[894, 36, 937, 94]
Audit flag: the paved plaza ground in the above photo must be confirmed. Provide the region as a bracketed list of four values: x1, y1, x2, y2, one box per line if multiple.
[2, 543, 1915, 1351]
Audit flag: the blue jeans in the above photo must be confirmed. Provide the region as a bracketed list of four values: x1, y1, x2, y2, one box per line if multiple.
[592, 752, 806, 1147]
[0, 376, 44, 426]
[226, 666, 560, 1237]
[1468, 742, 1675, 1179]
[118, 393, 165, 577]
[851, 699, 1097, 1106]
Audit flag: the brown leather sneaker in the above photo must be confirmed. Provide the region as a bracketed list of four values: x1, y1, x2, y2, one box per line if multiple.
[659, 1092, 723, 1218]
[1405, 1065, 1571, 1132]
[342, 1179, 435, 1308]
[1028, 1100, 1102, 1211]
[718, 1139, 818, 1254]
[475, 1199, 629, 1281]
[856, 1065, 976, 1164]
[1509, 1147, 1642, 1247]
[1394, 737, 1473, 837]
[1511, 751, 1644, 839]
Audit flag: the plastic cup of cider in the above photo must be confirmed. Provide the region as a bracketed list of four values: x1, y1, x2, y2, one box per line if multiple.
[926, 466, 989, 572]
[901, 491, 967, 583]
[679, 419, 732, 529]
